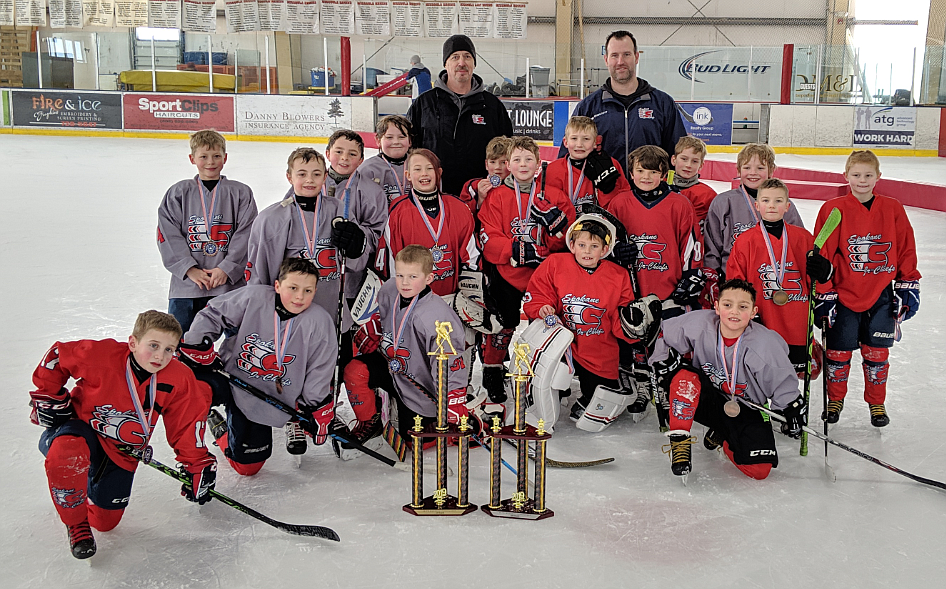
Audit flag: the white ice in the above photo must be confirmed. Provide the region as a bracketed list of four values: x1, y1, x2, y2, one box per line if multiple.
[1, 135, 945, 588]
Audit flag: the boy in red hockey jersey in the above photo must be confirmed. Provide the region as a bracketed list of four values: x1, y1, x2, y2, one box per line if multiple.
[667, 135, 717, 233]
[727, 178, 833, 375]
[523, 214, 635, 420]
[157, 129, 258, 332]
[814, 150, 921, 427]
[459, 136, 513, 215]
[358, 115, 413, 202]
[180, 257, 337, 472]
[649, 280, 807, 480]
[544, 116, 630, 212]
[477, 136, 576, 402]
[29, 310, 216, 559]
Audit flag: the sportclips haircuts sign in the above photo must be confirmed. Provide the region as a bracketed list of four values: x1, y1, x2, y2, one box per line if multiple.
[11, 90, 122, 129]
[504, 100, 553, 141]
[123, 94, 235, 132]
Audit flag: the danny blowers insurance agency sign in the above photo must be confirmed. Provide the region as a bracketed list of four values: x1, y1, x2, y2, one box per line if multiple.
[854, 106, 916, 149]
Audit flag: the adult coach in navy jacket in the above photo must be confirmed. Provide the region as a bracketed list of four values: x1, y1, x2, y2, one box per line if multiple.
[407, 34, 513, 196]
[559, 30, 686, 176]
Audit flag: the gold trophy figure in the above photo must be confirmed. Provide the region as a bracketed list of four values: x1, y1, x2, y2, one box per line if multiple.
[403, 321, 477, 516]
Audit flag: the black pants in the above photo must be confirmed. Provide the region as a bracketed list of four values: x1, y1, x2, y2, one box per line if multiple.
[574, 360, 618, 405]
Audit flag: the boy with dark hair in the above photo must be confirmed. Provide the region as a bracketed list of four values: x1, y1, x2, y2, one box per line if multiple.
[459, 135, 513, 214]
[359, 115, 413, 202]
[814, 150, 921, 427]
[545, 115, 630, 212]
[181, 257, 337, 472]
[157, 129, 258, 332]
[649, 279, 807, 480]
[29, 310, 216, 559]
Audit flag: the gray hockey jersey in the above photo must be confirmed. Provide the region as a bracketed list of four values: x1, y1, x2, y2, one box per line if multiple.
[377, 280, 467, 417]
[184, 285, 336, 427]
[649, 310, 799, 411]
[246, 189, 372, 331]
[357, 154, 409, 202]
[157, 175, 258, 299]
[704, 187, 804, 275]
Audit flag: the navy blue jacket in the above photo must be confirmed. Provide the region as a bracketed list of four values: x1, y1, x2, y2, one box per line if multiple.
[559, 78, 686, 176]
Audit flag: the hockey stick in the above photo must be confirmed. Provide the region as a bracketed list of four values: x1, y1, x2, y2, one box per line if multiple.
[502, 438, 614, 468]
[820, 317, 836, 482]
[727, 396, 946, 492]
[800, 207, 841, 456]
[119, 446, 340, 540]
[331, 185, 353, 408]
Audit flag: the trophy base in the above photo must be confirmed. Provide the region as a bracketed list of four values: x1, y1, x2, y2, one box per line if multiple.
[403, 495, 478, 516]
[481, 499, 554, 520]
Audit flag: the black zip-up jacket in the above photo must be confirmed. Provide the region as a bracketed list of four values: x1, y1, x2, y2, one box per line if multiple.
[407, 71, 513, 196]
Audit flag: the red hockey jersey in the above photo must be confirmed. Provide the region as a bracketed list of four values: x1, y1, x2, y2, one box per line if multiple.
[375, 192, 479, 295]
[606, 188, 701, 300]
[815, 192, 921, 313]
[727, 223, 815, 347]
[544, 156, 631, 212]
[30, 339, 214, 472]
[524, 253, 634, 379]
[478, 179, 575, 292]
[677, 181, 717, 226]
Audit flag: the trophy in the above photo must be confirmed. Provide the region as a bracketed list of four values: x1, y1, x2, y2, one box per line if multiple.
[481, 342, 554, 520]
[403, 321, 477, 516]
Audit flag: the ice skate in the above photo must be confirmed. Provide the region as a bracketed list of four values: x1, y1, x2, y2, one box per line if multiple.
[869, 404, 889, 428]
[663, 433, 695, 484]
[207, 408, 227, 445]
[285, 421, 307, 463]
[67, 521, 96, 560]
[822, 399, 844, 424]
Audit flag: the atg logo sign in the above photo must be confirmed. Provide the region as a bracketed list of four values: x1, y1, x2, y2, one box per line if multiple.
[678, 51, 773, 83]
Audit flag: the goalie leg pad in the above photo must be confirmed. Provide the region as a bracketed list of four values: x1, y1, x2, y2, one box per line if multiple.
[350, 270, 383, 325]
[575, 385, 634, 432]
[514, 319, 574, 433]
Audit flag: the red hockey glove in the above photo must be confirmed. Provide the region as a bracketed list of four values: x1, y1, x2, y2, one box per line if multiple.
[300, 397, 335, 445]
[179, 336, 222, 372]
[352, 313, 382, 356]
[699, 268, 720, 310]
[29, 392, 75, 428]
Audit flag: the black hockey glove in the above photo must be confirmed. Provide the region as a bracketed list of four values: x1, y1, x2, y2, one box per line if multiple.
[611, 241, 638, 268]
[671, 269, 707, 307]
[530, 198, 570, 238]
[778, 395, 808, 438]
[181, 460, 216, 505]
[652, 347, 686, 393]
[179, 336, 223, 372]
[331, 217, 367, 258]
[619, 294, 662, 348]
[583, 148, 621, 194]
[30, 391, 75, 428]
[806, 251, 834, 284]
[510, 239, 549, 268]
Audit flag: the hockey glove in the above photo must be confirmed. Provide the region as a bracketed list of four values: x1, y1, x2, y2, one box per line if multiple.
[530, 198, 570, 238]
[619, 294, 663, 348]
[180, 460, 216, 505]
[893, 280, 920, 322]
[331, 217, 367, 258]
[778, 395, 808, 439]
[352, 313, 382, 356]
[179, 336, 223, 372]
[652, 347, 686, 393]
[806, 251, 834, 284]
[29, 392, 75, 428]
[510, 238, 549, 268]
[699, 267, 721, 310]
[611, 241, 638, 268]
[447, 388, 470, 425]
[583, 147, 621, 194]
[671, 269, 707, 307]
[814, 291, 838, 329]
[299, 397, 335, 445]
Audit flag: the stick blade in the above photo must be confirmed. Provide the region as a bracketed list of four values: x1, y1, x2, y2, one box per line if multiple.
[814, 207, 842, 248]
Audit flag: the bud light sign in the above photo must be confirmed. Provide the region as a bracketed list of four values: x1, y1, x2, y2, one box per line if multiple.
[676, 103, 733, 145]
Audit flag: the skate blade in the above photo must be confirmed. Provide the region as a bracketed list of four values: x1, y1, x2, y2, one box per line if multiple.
[824, 460, 837, 483]
[630, 404, 650, 424]
[294, 454, 302, 468]
[680, 473, 689, 487]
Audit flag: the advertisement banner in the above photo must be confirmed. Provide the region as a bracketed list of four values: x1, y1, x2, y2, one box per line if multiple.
[11, 90, 122, 129]
[641, 47, 782, 102]
[504, 100, 553, 141]
[236, 94, 352, 136]
[676, 102, 733, 145]
[123, 93, 235, 132]
[853, 106, 916, 149]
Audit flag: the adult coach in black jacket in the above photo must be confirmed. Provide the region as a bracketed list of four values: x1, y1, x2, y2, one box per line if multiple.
[407, 34, 513, 196]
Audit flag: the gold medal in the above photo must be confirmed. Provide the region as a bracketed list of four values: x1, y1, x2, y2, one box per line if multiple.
[772, 289, 789, 306]
[724, 399, 741, 417]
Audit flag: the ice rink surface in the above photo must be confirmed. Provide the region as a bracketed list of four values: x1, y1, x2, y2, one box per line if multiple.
[1, 135, 944, 588]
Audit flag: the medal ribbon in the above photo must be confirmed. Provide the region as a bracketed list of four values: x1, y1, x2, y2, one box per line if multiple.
[383, 158, 407, 197]
[272, 312, 295, 384]
[758, 222, 789, 291]
[512, 177, 538, 224]
[740, 185, 760, 224]
[567, 161, 588, 205]
[293, 193, 323, 259]
[195, 178, 219, 249]
[391, 295, 420, 359]
[717, 330, 744, 399]
[411, 190, 445, 247]
[124, 359, 157, 451]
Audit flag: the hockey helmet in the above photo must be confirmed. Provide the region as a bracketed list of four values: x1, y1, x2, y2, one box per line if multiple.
[565, 213, 618, 256]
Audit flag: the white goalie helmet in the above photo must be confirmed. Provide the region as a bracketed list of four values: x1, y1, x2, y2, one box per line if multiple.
[564, 213, 619, 257]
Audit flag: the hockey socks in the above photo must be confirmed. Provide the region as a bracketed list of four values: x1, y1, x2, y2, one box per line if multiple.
[861, 345, 889, 405]
[667, 369, 701, 433]
[722, 442, 772, 480]
[343, 360, 379, 423]
[45, 435, 90, 527]
[825, 349, 853, 402]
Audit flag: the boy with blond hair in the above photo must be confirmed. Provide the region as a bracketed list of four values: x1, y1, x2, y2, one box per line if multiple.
[459, 135, 513, 214]
[157, 129, 258, 332]
[813, 150, 921, 427]
[668, 135, 717, 227]
[545, 116, 631, 212]
[359, 115, 413, 202]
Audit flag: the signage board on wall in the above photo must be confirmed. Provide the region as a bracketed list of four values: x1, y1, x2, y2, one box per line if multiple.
[677, 102, 733, 145]
[11, 89, 122, 129]
[504, 99, 553, 141]
[236, 94, 352, 136]
[123, 93, 235, 132]
[853, 106, 916, 148]
[642, 47, 782, 102]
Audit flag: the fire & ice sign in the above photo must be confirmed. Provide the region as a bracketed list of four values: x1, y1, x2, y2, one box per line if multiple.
[853, 106, 916, 149]
[11, 90, 122, 129]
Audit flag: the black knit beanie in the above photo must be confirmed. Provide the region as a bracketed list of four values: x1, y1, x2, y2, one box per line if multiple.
[442, 34, 476, 65]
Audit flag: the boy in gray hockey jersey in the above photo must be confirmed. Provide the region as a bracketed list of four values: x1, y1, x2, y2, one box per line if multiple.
[180, 257, 337, 476]
[649, 279, 807, 480]
[157, 130, 258, 331]
[357, 115, 412, 202]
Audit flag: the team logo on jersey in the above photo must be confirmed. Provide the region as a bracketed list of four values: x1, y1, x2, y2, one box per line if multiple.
[472, 114, 485, 125]
[510, 217, 541, 243]
[380, 332, 411, 374]
[731, 222, 755, 246]
[51, 486, 86, 510]
[41, 345, 60, 370]
[237, 333, 295, 384]
[756, 262, 805, 303]
[701, 362, 748, 398]
[630, 233, 669, 272]
[90, 404, 150, 444]
[430, 244, 456, 282]
[847, 234, 895, 275]
[307, 238, 341, 281]
[562, 294, 605, 336]
[638, 108, 654, 119]
[186, 215, 233, 253]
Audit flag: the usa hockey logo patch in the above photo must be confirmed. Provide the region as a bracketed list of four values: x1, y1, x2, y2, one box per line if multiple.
[638, 108, 654, 119]
[472, 114, 485, 125]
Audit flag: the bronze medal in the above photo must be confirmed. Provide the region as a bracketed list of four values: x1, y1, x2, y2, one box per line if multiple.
[772, 289, 789, 306]
[724, 399, 741, 417]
